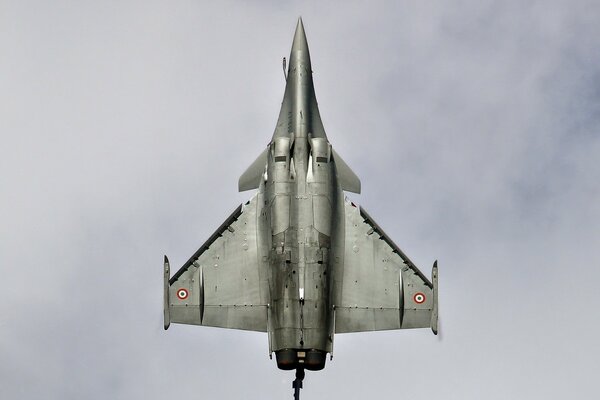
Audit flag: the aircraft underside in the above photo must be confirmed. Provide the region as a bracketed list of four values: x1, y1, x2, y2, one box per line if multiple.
[163, 18, 438, 400]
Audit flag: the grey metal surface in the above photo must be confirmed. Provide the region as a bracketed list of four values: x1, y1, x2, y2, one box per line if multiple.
[333, 199, 436, 333]
[330, 149, 361, 194]
[164, 18, 437, 378]
[166, 194, 269, 331]
[239, 147, 269, 192]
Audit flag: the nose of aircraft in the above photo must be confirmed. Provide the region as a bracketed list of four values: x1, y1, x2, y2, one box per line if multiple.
[290, 17, 311, 67]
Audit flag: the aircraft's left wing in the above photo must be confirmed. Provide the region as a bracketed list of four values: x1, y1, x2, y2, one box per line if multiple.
[334, 199, 438, 334]
[163, 193, 269, 332]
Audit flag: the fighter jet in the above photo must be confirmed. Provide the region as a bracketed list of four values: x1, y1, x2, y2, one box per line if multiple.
[163, 18, 438, 400]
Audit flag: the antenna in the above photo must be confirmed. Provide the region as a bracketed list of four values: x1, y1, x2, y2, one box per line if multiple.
[283, 57, 287, 80]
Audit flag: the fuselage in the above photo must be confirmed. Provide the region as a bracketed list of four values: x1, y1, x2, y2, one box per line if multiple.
[260, 20, 340, 370]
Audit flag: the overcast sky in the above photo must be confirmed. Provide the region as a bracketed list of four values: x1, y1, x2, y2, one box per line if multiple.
[2, 1, 599, 399]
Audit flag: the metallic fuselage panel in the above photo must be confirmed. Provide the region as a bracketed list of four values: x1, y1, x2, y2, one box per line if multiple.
[265, 23, 337, 357]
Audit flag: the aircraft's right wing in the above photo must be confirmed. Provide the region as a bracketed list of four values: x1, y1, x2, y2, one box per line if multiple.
[334, 199, 438, 334]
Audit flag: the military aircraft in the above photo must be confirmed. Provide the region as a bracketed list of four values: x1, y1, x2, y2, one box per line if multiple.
[163, 18, 438, 400]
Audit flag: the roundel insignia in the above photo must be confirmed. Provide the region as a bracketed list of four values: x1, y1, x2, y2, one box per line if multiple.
[413, 292, 426, 304]
[176, 288, 189, 300]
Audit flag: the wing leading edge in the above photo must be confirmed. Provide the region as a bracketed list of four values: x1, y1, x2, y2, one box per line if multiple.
[334, 199, 438, 334]
[164, 193, 269, 332]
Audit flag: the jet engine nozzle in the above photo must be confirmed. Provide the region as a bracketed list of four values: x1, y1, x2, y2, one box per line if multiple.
[275, 349, 326, 371]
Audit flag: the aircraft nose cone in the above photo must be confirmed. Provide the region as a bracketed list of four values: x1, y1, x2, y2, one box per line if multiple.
[292, 17, 308, 53]
[290, 17, 311, 66]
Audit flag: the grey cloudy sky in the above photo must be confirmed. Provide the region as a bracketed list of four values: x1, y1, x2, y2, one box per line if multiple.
[2, 1, 599, 399]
